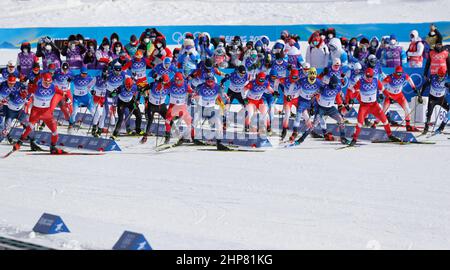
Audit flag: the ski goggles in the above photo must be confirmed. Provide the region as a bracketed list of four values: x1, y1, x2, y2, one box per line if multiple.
[291, 75, 299, 80]
[395, 72, 402, 76]
[258, 78, 265, 83]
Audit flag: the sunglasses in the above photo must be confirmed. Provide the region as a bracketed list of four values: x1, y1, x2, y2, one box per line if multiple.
[395, 72, 402, 76]
[366, 75, 373, 78]
[258, 78, 265, 82]
[291, 76, 299, 80]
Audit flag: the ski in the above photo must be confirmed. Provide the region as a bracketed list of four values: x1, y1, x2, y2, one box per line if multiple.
[2, 149, 17, 159]
[154, 138, 184, 152]
[426, 131, 444, 139]
[197, 148, 265, 153]
[335, 142, 364, 150]
[372, 140, 436, 145]
[26, 152, 105, 156]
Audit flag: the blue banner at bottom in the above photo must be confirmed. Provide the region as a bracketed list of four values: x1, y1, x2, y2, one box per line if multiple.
[9, 128, 121, 151]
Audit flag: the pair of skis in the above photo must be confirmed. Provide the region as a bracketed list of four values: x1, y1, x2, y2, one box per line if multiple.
[2, 145, 104, 159]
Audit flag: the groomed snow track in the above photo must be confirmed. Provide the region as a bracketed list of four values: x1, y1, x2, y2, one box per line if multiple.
[0, 236, 55, 250]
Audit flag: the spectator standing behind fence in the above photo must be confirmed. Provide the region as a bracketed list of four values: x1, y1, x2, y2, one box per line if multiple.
[407, 30, 425, 68]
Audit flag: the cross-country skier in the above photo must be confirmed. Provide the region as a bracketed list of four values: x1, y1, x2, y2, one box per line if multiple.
[418, 66, 449, 135]
[295, 75, 348, 145]
[243, 71, 274, 133]
[105, 62, 127, 134]
[191, 74, 229, 150]
[0, 75, 29, 144]
[371, 66, 420, 131]
[142, 74, 170, 141]
[110, 77, 143, 140]
[264, 69, 282, 133]
[68, 67, 96, 133]
[220, 65, 249, 130]
[12, 73, 65, 154]
[154, 72, 194, 144]
[348, 68, 401, 145]
[343, 62, 363, 112]
[52, 62, 73, 122]
[91, 66, 109, 137]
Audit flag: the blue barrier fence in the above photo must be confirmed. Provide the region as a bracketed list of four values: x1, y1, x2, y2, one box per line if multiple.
[1, 22, 449, 48]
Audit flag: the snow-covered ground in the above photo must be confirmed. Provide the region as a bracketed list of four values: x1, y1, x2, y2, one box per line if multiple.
[1, 0, 450, 250]
[0, 0, 449, 27]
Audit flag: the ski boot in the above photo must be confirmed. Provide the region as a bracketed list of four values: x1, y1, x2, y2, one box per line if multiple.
[324, 132, 335, 141]
[340, 137, 350, 145]
[349, 138, 357, 146]
[289, 129, 298, 142]
[164, 131, 171, 144]
[406, 125, 420, 132]
[433, 122, 447, 135]
[421, 124, 429, 135]
[216, 140, 232, 151]
[388, 134, 402, 142]
[96, 127, 103, 137]
[6, 134, 14, 144]
[244, 125, 250, 133]
[13, 139, 23, 151]
[310, 130, 324, 138]
[193, 138, 206, 146]
[295, 132, 308, 145]
[370, 122, 377, 129]
[127, 129, 136, 135]
[91, 125, 98, 137]
[140, 135, 148, 144]
[67, 124, 74, 134]
[29, 138, 43, 152]
[280, 128, 287, 140]
[110, 132, 118, 141]
[50, 144, 66, 155]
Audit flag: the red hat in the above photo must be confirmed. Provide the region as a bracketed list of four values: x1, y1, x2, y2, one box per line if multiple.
[135, 50, 143, 58]
[256, 72, 266, 85]
[365, 68, 374, 78]
[42, 73, 53, 83]
[437, 66, 446, 77]
[174, 72, 184, 86]
[7, 74, 16, 84]
[161, 74, 170, 84]
[290, 69, 299, 81]
[394, 66, 403, 78]
[125, 77, 134, 88]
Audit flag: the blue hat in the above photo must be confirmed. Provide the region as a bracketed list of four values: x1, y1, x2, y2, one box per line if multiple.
[269, 69, 278, 77]
[80, 66, 88, 74]
[389, 34, 397, 41]
[163, 57, 171, 65]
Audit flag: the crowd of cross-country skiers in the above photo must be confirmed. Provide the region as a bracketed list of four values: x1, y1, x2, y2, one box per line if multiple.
[0, 24, 449, 153]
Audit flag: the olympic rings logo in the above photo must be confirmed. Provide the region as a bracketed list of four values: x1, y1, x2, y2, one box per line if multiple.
[402, 73, 422, 94]
[172, 31, 202, 45]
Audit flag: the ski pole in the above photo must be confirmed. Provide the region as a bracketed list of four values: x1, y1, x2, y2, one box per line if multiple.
[86, 102, 100, 136]
[74, 105, 89, 134]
